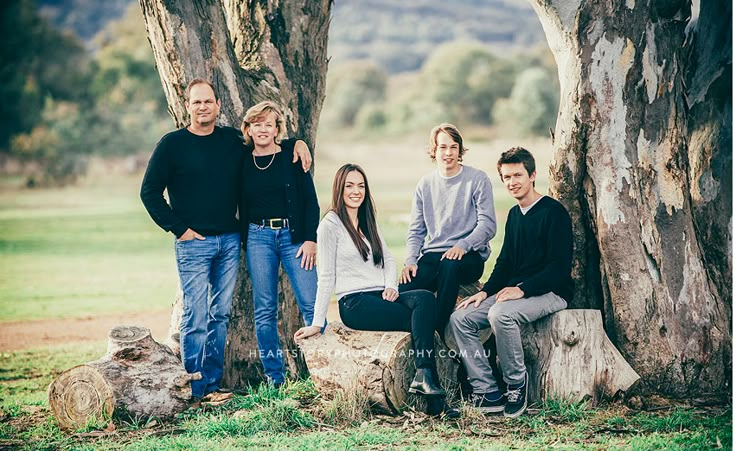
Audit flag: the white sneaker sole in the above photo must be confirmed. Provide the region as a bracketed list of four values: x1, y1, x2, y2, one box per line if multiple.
[478, 405, 505, 414]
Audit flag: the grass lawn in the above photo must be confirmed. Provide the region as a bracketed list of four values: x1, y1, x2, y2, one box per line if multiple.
[0, 175, 178, 321]
[0, 343, 731, 450]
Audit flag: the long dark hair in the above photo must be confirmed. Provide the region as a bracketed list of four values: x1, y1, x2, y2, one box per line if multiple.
[330, 164, 384, 267]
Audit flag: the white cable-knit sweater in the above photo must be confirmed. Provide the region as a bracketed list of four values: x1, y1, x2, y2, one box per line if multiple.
[310, 211, 398, 327]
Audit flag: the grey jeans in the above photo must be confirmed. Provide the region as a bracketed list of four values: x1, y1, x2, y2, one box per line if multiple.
[449, 291, 567, 393]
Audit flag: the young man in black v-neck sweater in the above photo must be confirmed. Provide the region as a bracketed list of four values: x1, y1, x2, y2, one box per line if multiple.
[449, 147, 573, 419]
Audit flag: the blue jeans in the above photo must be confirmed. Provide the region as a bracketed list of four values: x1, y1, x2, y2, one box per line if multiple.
[246, 224, 317, 384]
[175, 232, 241, 398]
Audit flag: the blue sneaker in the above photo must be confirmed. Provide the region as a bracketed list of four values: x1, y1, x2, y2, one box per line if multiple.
[469, 392, 505, 414]
[503, 372, 528, 418]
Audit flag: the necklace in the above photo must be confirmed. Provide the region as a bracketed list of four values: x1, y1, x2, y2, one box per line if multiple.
[253, 151, 277, 170]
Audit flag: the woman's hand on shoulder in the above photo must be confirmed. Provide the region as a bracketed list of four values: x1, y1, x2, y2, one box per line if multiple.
[293, 140, 312, 172]
[294, 325, 321, 340]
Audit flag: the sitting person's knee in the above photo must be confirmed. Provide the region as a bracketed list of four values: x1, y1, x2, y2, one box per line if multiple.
[449, 308, 471, 329]
[488, 304, 515, 326]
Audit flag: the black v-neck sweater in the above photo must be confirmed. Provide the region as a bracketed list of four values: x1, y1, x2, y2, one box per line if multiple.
[481, 196, 574, 302]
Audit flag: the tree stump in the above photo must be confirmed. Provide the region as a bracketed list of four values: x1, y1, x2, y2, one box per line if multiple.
[48, 326, 199, 430]
[299, 307, 640, 414]
[442, 309, 641, 404]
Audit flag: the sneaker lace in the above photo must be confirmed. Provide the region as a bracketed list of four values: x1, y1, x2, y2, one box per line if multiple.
[506, 387, 522, 403]
[469, 393, 484, 405]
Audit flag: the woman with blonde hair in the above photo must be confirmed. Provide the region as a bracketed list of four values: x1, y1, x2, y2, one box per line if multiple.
[240, 101, 320, 386]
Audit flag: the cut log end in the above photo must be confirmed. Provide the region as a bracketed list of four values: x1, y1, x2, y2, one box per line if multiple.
[48, 365, 115, 430]
[49, 325, 197, 428]
[108, 325, 151, 343]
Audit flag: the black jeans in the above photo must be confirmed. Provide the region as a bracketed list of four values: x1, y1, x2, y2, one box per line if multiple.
[399, 250, 484, 334]
[338, 289, 437, 369]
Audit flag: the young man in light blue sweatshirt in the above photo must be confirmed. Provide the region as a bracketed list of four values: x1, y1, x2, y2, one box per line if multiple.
[399, 123, 497, 335]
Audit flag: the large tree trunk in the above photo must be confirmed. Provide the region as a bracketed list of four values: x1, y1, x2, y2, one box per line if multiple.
[138, 0, 331, 385]
[532, 0, 731, 396]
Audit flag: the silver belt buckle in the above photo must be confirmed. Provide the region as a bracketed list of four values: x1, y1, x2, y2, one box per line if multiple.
[269, 218, 282, 229]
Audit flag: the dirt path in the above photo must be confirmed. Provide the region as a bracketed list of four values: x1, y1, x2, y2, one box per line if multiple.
[0, 302, 340, 352]
[0, 309, 171, 352]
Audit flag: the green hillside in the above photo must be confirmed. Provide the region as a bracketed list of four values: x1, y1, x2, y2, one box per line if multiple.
[330, 0, 545, 72]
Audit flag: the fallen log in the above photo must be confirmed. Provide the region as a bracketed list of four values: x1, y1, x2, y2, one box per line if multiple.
[295, 283, 481, 414]
[48, 326, 199, 430]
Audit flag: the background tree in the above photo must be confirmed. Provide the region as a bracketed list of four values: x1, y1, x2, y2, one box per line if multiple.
[420, 41, 516, 125]
[321, 61, 387, 128]
[493, 66, 559, 136]
[536, 0, 731, 396]
[0, 0, 91, 153]
[5, 1, 169, 185]
[88, 3, 170, 157]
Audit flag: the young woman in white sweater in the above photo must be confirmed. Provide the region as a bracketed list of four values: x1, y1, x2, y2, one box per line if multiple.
[294, 163, 452, 409]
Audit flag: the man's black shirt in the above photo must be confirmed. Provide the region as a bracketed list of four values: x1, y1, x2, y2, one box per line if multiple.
[140, 126, 244, 238]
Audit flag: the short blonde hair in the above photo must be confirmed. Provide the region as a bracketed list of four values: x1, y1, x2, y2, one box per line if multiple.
[241, 101, 286, 145]
[428, 123, 468, 162]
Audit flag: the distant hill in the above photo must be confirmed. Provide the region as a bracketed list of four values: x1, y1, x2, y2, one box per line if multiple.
[330, 0, 545, 73]
[37, 0, 132, 42]
[36, 0, 545, 72]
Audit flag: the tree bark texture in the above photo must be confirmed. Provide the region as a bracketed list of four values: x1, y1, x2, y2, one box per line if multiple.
[531, 0, 731, 396]
[296, 322, 417, 415]
[138, 0, 331, 386]
[48, 326, 198, 430]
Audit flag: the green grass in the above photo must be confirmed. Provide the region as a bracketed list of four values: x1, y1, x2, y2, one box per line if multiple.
[0, 174, 177, 321]
[0, 342, 106, 406]
[0, 343, 730, 450]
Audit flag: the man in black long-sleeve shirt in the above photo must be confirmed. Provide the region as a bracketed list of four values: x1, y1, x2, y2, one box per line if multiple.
[449, 147, 573, 419]
[140, 79, 244, 403]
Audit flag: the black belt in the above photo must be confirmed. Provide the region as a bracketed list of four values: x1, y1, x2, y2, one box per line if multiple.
[252, 218, 289, 229]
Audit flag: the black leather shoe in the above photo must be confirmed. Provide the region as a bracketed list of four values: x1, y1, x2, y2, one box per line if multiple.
[408, 368, 446, 396]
